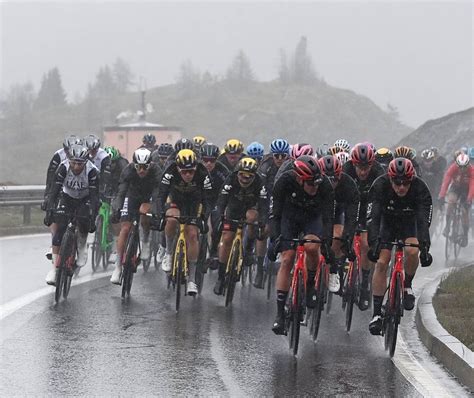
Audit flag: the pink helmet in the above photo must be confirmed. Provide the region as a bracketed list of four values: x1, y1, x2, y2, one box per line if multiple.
[291, 143, 314, 159]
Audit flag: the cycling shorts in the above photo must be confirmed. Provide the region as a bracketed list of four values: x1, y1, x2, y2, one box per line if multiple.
[165, 199, 202, 225]
[448, 184, 468, 203]
[379, 215, 417, 250]
[120, 195, 150, 222]
[280, 205, 323, 251]
[53, 194, 90, 246]
[334, 203, 345, 226]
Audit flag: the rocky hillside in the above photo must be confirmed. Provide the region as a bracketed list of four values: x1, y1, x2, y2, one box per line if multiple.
[398, 107, 473, 156]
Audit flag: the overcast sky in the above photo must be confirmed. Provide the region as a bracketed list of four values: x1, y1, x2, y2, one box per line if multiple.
[1, 1, 472, 127]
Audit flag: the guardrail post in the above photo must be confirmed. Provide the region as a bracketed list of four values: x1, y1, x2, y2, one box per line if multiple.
[23, 205, 31, 225]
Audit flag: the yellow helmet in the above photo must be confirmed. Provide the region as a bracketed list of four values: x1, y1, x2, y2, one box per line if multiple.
[237, 157, 258, 174]
[328, 145, 343, 155]
[176, 149, 197, 169]
[394, 145, 414, 160]
[224, 139, 244, 154]
[193, 135, 206, 148]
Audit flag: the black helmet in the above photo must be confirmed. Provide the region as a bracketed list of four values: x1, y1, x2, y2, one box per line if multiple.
[201, 143, 220, 159]
[142, 133, 156, 146]
[63, 135, 81, 151]
[157, 143, 174, 157]
[174, 138, 194, 152]
[68, 144, 89, 163]
[84, 134, 101, 150]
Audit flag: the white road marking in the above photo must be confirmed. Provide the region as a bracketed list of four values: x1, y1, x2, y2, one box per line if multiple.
[0, 233, 50, 241]
[0, 270, 112, 321]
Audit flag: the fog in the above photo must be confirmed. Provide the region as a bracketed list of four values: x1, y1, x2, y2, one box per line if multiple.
[1, 1, 472, 127]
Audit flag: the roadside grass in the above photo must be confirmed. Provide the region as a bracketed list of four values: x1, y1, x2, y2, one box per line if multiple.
[432, 265, 474, 351]
[0, 206, 44, 228]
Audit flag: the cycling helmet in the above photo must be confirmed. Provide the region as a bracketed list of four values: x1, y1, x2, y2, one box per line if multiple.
[394, 145, 415, 160]
[270, 139, 290, 155]
[63, 135, 81, 151]
[68, 144, 89, 163]
[319, 155, 342, 178]
[333, 139, 351, 153]
[430, 146, 439, 157]
[363, 141, 377, 152]
[133, 148, 152, 164]
[192, 135, 206, 148]
[246, 142, 265, 160]
[351, 143, 375, 166]
[84, 134, 101, 150]
[455, 153, 470, 167]
[328, 145, 343, 155]
[237, 157, 258, 174]
[157, 143, 174, 157]
[291, 143, 314, 159]
[224, 139, 244, 154]
[388, 158, 415, 181]
[469, 147, 474, 160]
[294, 155, 322, 181]
[421, 149, 435, 161]
[174, 138, 194, 152]
[335, 151, 351, 165]
[176, 149, 197, 169]
[460, 146, 468, 154]
[104, 146, 120, 161]
[142, 133, 156, 146]
[375, 147, 394, 163]
[201, 143, 220, 159]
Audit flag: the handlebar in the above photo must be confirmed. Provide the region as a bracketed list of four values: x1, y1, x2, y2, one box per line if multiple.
[280, 237, 323, 245]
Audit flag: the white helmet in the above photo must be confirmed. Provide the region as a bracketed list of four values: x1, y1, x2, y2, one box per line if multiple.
[133, 148, 151, 165]
[334, 138, 351, 153]
[335, 151, 351, 165]
[455, 153, 470, 167]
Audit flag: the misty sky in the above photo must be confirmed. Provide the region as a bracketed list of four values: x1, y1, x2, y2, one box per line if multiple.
[1, 1, 472, 127]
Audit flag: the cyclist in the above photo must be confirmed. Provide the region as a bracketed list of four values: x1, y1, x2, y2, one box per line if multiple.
[217, 139, 245, 171]
[200, 143, 230, 260]
[43, 145, 99, 285]
[375, 147, 394, 171]
[419, 149, 444, 197]
[366, 158, 432, 335]
[110, 148, 162, 284]
[192, 135, 207, 150]
[84, 134, 111, 200]
[151, 142, 174, 168]
[274, 143, 315, 183]
[141, 133, 158, 151]
[431, 146, 447, 172]
[253, 138, 291, 288]
[213, 157, 268, 295]
[270, 155, 335, 335]
[155, 149, 213, 295]
[438, 153, 474, 247]
[394, 145, 422, 177]
[342, 143, 384, 311]
[246, 142, 265, 164]
[319, 155, 360, 292]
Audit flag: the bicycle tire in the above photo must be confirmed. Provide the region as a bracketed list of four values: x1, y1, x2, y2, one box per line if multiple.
[63, 272, 73, 299]
[175, 242, 185, 312]
[102, 248, 111, 271]
[345, 260, 357, 332]
[445, 222, 451, 261]
[122, 226, 138, 298]
[196, 235, 207, 295]
[55, 266, 64, 303]
[225, 240, 240, 307]
[290, 270, 304, 356]
[266, 261, 273, 301]
[453, 209, 461, 259]
[55, 227, 74, 302]
[91, 216, 103, 272]
[311, 265, 325, 342]
[389, 274, 402, 357]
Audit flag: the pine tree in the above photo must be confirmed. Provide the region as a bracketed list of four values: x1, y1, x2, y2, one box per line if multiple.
[92, 65, 117, 98]
[278, 48, 290, 84]
[35, 67, 67, 109]
[113, 57, 133, 93]
[291, 36, 317, 84]
[226, 50, 255, 84]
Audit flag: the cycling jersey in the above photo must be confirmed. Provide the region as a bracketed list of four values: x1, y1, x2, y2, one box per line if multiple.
[216, 171, 268, 226]
[156, 162, 212, 219]
[333, 172, 360, 239]
[217, 153, 245, 172]
[44, 148, 69, 199]
[104, 156, 129, 198]
[89, 148, 111, 197]
[419, 159, 445, 198]
[273, 158, 294, 184]
[257, 155, 280, 193]
[208, 161, 230, 208]
[367, 175, 432, 247]
[439, 163, 474, 202]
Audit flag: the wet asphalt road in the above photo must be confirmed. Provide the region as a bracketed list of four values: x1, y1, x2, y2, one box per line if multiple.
[1, 235, 472, 396]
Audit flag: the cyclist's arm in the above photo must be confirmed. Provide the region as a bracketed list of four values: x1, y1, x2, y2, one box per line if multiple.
[45, 152, 61, 198]
[201, 170, 213, 219]
[256, 179, 269, 224]
[216, 175, 233, 218]
[438, 163, 456, 199]
[47, 163, 67, 209]
[99, 155, 112, 198]
[342, 175, 360, 239]
[415, 178, 432, 247]
[366, 177, 383, 244]
[112, 165, 132, 212]
[88, 166, 100, 213]
[155, 165, 173, 214]
[320, 180, 335, 241]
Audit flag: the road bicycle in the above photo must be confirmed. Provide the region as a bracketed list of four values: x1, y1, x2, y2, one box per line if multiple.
[309, 252, 330, 343]
[90, 199, 113, 272]
[380, 240, 420, 357]
[150, 230, 162, 270]
[444, 201, 463, 260]
[195, 232, 208, 295]
[264, 246, 279, 301]
[54, 209, 90, 303]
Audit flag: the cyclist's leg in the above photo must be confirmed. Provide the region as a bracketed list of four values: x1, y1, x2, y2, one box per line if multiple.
[332, 224, 344, 258]
[254, 223, 269, 288]
[184, 222, 200, 283]
[273, 248, 296, 334]
[303, 233, 321, 306]
[369, 248, 391, 334]
[161, 205, 180, 271]
[459, 190, 470, 246]
[244, 208, 258, 265]
[75, 199, 91, 268]
[46, 201, 68, 284]
[214, 220, 236, 295]
[359, 231, 374, 310]
[403, 236, 419, 310]
[139, 202, 151, 258]
[444, 191, 458, 235]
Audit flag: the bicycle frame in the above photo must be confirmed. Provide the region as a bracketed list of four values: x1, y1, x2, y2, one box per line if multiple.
[172, 220, 188, 280]
[98, 201, 112, 252]
[387, 245, 405, 313]
[226, 224, 244, 276]
[290, 244, 308, 308]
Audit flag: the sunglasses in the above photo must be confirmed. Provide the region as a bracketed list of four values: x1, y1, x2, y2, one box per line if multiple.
[391, 178, 411, 187]
[70, 160, 86, 167]
[134, 163, 150, 171]
[355, 164, 371, 171]
[179, 168, 196, 175]
[202, 157, 217, 163]
[304, 177, 323, 186]
[273, 153, 288, 160]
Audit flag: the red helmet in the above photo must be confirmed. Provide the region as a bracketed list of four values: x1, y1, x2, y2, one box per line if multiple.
[294, 155, 321, 181]
[291, 143, 314, 159]
[388, 157, 415, 181]
[318, 155, 342, 178]
[351, 143, 375, 166]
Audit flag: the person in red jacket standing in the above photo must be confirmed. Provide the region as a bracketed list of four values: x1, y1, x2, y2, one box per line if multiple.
[438, 153, 474, 247]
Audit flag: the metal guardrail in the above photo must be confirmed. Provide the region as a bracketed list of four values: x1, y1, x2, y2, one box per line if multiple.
[0, 185, 45, 225]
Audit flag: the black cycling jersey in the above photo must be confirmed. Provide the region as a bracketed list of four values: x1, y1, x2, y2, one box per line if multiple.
[258, 155, 280, 193]
[367, 175, 432, 247]
[156, 162, 212, 218]
[216, 171, 268, 224]
[113, 163, 161, 212]
[271, 170, 335, 241]
[273, 158, 294, 184]
[44, 148, 69, 200]
[333, 172, 360, 238]
[104, 156, 129, 198]
[208, 161, 230, 207]
[217, 153, 245, 172]
[412, 158, 422, 178]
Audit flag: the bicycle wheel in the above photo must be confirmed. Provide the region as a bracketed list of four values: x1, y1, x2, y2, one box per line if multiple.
[453, 210, 461, 259]
[122, 227, 138, 298]
[289, 270, 304, 356]
[345, 260, 357, 332]
[225, 240, 240, 307]
[55, 228, 74, 302]
[385, 273, 402, 357]
[195, 235, 207, 295]
[266, 260, 273, 301]
[91, 216, 103, 272]
[63, 269, 73, 299]
[175, 242, 185, 312]
[444, 220, 451, 261]
[311, 265, 325, 342]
